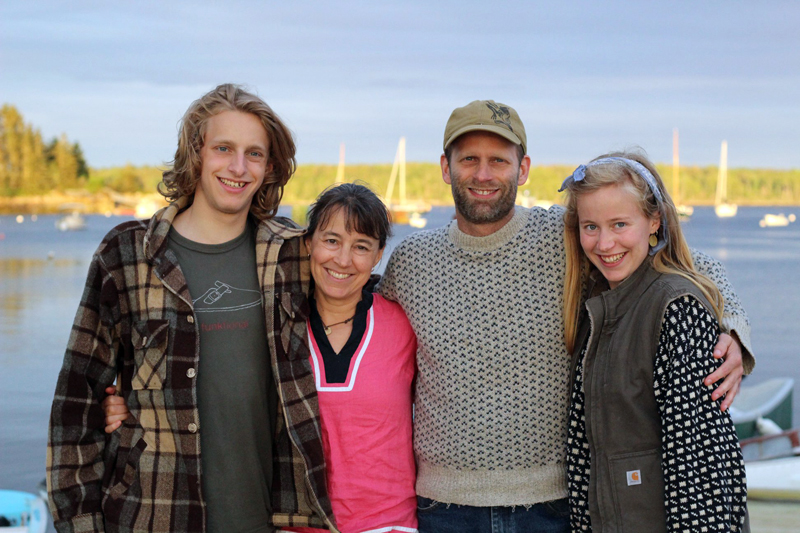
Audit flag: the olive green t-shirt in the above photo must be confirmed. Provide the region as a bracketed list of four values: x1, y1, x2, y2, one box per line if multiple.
[169, 222, 276, 533]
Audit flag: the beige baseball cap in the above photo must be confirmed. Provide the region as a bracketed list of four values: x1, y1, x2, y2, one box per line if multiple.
[443, 100, 527, 154]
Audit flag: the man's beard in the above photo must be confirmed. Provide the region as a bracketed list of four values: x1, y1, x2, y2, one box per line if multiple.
[450, 173, 518, 226]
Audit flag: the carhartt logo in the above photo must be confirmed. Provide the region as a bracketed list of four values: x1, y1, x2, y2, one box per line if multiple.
[626, 470, 642, 486]
[485, 102, 513, 132]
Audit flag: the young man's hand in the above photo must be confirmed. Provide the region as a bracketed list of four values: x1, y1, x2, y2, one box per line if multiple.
[706, 333, 744, 411]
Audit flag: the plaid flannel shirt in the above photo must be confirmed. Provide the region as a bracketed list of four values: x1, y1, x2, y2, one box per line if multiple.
[47, 197, 336, 533]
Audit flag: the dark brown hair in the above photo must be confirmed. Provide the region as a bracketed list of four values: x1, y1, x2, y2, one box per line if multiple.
[306, 182, 393, 249]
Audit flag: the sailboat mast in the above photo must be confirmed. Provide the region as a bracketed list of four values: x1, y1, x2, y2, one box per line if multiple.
[717, 140, 728, 204]
[399, 137, 406, 204]
[335, 143, 345, 184]
[672, 128, 680, 204]
[385, 138, 402, 205]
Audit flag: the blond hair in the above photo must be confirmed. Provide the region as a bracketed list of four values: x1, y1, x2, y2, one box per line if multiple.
[562, 150, 723, 352]
[159, 83, 296, 219]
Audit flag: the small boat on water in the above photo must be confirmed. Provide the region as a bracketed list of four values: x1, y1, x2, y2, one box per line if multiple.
[515, 190, 553, 210]
[730, 378, 794, 440]
[745, 455, 800, 501]
[408, 212, 427, 229]
[55, 211, 87, 231]
[55, 203, 87, 231]
[731, 378, 800, 501]
[759, 213, 796, 228]
[0, 490, 47, 532]
[671, 129, 694, 220]
[384, 137, 430, 226]
[714, 140, 737, 218]
[675, 205, 694, 219]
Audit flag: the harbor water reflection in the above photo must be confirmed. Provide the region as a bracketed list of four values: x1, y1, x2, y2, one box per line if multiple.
[1, 205, 799, 528]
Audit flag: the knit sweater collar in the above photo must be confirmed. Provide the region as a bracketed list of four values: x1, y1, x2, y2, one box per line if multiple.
[447, 207, 530, 252]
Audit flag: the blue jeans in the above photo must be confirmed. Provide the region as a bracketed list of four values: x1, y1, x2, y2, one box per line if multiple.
[416, 497, 570, 533]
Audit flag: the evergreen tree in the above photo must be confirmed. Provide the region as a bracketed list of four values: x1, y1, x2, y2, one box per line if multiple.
[21, 126, 48, 194]
[72, 142, 89, 178]
[109, 163, 144, 193]
[1, 105, 25, 193]
[53, 133, 80, 190]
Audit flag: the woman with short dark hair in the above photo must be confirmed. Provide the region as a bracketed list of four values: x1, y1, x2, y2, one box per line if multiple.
[103, 182, 419, 533]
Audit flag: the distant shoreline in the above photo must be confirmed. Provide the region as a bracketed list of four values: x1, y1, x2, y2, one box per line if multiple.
[1, 192, 798, 216]
[3, 161, 799, 213]
[0, 192, 167, 216]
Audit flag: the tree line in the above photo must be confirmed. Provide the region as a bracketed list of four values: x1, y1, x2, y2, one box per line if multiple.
[3, 103, 799, 205]
[0, 105, 89, 195]
[286, 162, 800, 206]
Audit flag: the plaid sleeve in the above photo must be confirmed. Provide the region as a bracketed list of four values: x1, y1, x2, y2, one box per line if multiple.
[376, 247, 402, 303]
[690, 248, 755, 374]
[47, 252, 121, 532]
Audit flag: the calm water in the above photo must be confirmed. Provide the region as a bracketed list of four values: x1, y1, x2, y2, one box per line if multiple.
[1, 205, 799, 505]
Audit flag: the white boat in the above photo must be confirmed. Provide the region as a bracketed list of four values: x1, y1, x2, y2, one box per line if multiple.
[671, 129, 693, 219]
[0, 490, 47, 532]
[745, 455, 800, 501]
[733, 378, 800, 501]
[408, 212, 427, 228]
[676, 204, 694, 219]
[384, 137, 430, 226]
[740, 428, 800, 462]
[515, 190, 553, 209]
[759, 213, 796, 228]
[714, 140, 737, 218]
[55, 211, 87, 231]
[730, 378, 794, 440]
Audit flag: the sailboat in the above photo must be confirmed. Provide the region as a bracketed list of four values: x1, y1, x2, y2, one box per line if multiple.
[714, 140, 737, 218]
[55, 203, 87, 231]
[672, 129, 693, 219]
[335, 143, 345, 184]
[384, 137, 430, 226]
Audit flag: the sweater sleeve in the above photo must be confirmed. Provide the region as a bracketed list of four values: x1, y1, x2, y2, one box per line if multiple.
[47, 253, 120, 532]
[689, 249, 754, 373]
[654, 296, 748, 533]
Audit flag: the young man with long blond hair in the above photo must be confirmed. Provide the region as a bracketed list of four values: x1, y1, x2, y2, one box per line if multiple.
[47, 84, 333, 533]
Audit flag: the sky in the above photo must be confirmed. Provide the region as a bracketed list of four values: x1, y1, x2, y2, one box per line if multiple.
[1, 1, 798, 170]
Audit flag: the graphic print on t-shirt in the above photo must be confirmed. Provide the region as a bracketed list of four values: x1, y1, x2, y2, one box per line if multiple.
[192, 280, 262, 313]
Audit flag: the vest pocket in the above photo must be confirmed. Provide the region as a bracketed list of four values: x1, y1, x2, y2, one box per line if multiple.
[131, 320, 169, 390]
[608, 448, 666, 532]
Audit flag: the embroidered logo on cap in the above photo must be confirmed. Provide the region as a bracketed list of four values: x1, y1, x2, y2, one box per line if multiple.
[626, 470, 642, 486]
[485, 102, 513, 132]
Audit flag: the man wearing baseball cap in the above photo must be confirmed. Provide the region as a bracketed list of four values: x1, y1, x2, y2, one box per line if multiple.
[378, 99, 752, 531]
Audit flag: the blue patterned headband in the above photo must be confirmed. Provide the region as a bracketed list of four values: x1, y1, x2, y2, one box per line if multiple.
[559, 157, 669, 255]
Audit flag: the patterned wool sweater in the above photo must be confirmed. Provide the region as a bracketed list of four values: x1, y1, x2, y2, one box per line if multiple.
[378, 205, 752, 507]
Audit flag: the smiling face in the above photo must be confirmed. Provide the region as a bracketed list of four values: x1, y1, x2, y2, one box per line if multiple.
[442, 131, 530, 236]
[307, 208, 384, 309]
[577, 182, 661, 289]
[193, 110, 271, 220]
